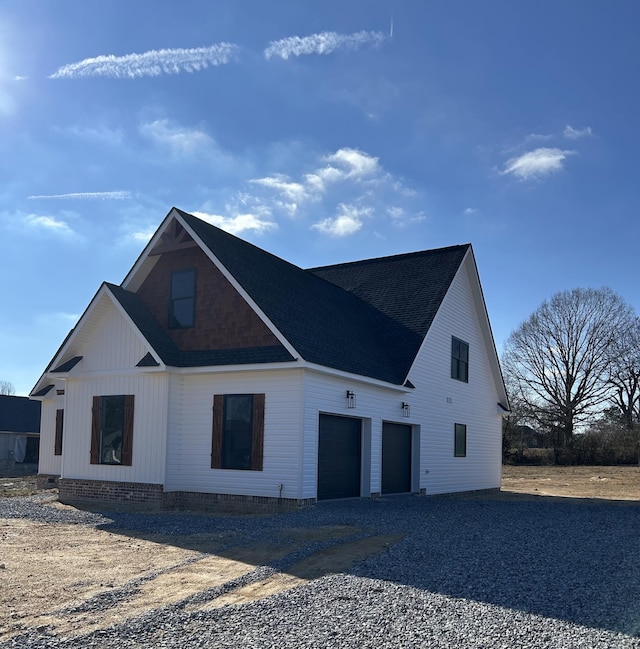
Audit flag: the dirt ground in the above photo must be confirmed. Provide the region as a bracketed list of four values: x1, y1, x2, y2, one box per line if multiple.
[1, 466, 639, 641]
[501, 464, 640, 501]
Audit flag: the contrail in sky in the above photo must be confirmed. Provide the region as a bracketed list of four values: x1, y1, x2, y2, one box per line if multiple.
[49, 44, 238, 79]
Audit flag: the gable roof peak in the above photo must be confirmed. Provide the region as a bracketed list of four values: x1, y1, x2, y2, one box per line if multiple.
[308, 242, 471, 273]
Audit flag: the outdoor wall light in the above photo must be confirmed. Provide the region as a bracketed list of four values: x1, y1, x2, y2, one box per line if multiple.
[346, 390, 356, 408]
[402, 401, 410, 417]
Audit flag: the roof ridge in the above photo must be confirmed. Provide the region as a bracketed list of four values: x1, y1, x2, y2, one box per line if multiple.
[307, 243, 470, 272]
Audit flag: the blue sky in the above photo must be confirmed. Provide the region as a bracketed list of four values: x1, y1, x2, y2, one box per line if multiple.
[1, 1, 639, 396]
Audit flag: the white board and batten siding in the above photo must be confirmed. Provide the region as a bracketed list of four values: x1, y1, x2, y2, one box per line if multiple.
[408, 256, 503, 495]
[37, 394, 64, 476]
[164, 369, 306, 500]
[52, 298, 170, 484]
[60, 374, 169, 484]
[80, 297, 151, 373]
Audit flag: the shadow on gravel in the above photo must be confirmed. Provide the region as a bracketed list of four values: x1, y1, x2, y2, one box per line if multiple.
[69, 492, 640, 638]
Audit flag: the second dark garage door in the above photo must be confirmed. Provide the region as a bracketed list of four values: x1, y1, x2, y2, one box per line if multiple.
[382, 422, 412, 494]
[317, 414, 361, 500]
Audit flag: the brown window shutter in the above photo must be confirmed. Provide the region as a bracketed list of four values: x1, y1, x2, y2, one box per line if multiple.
[251, 393, 265, 471]
[211, 394, 223, 469]
[90, 396, 101, 464]
[54, 409, 64, 456]
[121, 395, 134, 466]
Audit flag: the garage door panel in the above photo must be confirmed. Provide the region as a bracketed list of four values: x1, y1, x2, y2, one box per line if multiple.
[318, 414, 361, 500]
[382, 422, 411, 494]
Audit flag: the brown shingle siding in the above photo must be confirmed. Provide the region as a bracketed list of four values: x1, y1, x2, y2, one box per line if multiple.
[136, 246, 280, 351]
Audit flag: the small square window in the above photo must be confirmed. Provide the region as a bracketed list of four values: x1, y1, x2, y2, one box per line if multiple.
[451, 336, 469, 382]
[169, 269, 196, 328]
[454, 423, 467, 457]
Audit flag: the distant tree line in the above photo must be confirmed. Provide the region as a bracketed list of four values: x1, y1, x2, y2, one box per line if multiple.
[501, 287, 640, 465]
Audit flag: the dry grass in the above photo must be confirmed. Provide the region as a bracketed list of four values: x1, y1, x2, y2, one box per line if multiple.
[0, 474, 39, 498]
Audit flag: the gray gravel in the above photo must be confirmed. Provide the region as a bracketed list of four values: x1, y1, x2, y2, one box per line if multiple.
[1, 492, 639, 648]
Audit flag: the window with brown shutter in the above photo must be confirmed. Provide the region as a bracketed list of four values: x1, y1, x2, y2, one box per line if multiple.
[90, 395, 134, 466]
[211, 393, 265, 471]
[54, 409, 64, 456]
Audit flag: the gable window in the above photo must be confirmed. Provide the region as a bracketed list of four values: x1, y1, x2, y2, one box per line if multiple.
[90, 395, 134, 465]
[54, 409, 64, 456]
[169, 269, 196, 328]
[211, 394, 265, 471]
[451, 336, 469, 382]
[454, 423, 467, 457]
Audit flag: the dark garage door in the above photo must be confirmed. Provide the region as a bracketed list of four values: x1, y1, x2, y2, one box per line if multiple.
[382, 422, 412, 494]
[318, 414, 361, 500]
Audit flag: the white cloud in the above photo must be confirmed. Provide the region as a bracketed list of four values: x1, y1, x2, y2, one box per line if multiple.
[191, 210, 276, 235]
[563, 125, 593, 140]
[13, 75, 28, 81]
[140, 119, 216, 157]
[264, 30, 387, 60]
[250, 174, 311, 204]
[60, 124, 125, 145]
[129, 228, 156, 244]
[247, 148, 382, 218]
[325, 147, 380, 178]
[502, 147, 575, 180]
[303, 166, 343, 194]
[312, 204, 371, 237]
[49, 43, 238, 80]
[28, 191, 131, 200]
[24, 213, 74, 235]
[463, 207, 478, 215]
[387, 206, 405, 220]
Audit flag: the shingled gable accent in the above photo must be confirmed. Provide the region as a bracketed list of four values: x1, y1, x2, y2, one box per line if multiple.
[106, 283, 294, 368]
[176, 209, 469, 385]
[135, 243, 282, 352]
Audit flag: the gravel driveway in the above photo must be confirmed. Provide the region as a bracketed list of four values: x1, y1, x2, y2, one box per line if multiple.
[1, 492, 639, 648]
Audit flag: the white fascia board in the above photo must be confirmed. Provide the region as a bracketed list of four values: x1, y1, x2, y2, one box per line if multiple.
[37, 282, 114, 379]
[301, 361, 411, 393]
[156, 359, 406, 393]
[170, 360, 303, 375]
[174, 210, 302, 362]
[463, 248, 510, 409]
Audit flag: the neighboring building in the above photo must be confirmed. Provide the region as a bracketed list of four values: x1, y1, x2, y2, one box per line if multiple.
[31, 207, 509, 510]
[0, 395, 41, 469]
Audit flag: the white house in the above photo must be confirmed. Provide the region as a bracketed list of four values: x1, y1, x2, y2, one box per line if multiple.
[31, 207, 509, 510]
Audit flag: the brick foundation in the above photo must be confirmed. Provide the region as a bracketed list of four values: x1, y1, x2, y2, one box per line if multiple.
[57, 478, 316, 513]
[163, 490, 315, 514]
[59, 478, 164, 506]
[37, 474, 60, 489]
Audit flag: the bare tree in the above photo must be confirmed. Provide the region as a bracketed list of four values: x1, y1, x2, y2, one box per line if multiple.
[0, 380, 15, 395]
[502, 287, 635, 447]
[607, 316, 640, 430]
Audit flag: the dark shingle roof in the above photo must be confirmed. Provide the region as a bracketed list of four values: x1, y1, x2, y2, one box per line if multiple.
[309, 245, 470, 339]
[176, 209, 469, 385]
[0, 395, 41, 433]
[51, 356, 83, 373]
